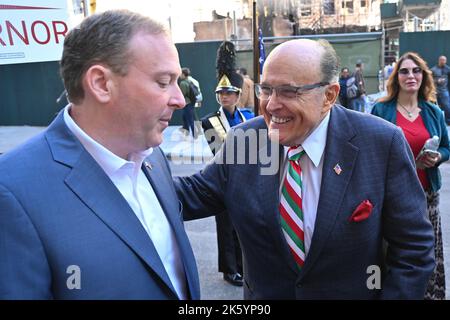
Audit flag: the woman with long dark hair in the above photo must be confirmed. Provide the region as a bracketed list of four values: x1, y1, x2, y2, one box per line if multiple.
[372, 52, 450, 299]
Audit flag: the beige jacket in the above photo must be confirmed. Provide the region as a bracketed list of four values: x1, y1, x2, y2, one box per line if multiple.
[238, 76, 255, 110]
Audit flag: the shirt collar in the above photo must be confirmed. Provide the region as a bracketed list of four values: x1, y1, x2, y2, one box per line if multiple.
[63, 104, 153, 176]
[284, 111, 330, 167]
[222, 107, 237, 119]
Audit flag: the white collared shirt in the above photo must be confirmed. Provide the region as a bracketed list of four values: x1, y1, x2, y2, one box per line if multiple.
[279, 111, 330, 257]
[63, 105, 187, 299]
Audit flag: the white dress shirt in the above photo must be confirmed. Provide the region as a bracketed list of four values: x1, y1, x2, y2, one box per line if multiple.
[63, 105, 187, 299]
[280, 111, 330, 257]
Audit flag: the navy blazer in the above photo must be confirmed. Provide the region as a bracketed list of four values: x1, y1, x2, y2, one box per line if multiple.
[0, 112, 200, 300]
[175, 105, 435, 299]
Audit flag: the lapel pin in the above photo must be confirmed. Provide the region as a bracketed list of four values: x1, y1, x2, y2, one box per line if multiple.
[333, 163, 342, 175]
[144, 161, 153, 170]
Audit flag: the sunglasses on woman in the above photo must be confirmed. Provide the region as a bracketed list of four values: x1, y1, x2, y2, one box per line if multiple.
[398, 67, 422, 75]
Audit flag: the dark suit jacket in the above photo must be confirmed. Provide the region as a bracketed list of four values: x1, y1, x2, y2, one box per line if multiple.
[175, 105, 435, 299]
[0, 112, 200, 299]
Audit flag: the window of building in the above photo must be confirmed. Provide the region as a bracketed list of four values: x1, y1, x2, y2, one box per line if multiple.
[301, 0, 312, 16]
[360, 0, 367, 8]
[342, 0, 354, 14]
[324, 0, 336, 15]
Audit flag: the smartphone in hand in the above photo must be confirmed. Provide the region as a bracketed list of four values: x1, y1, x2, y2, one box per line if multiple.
[423, 149, 440, 158]
[416, 149, 440, 161]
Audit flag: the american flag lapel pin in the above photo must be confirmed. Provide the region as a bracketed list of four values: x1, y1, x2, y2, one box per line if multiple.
[144, 161, 153, 170]
[333, 163, 342, 175]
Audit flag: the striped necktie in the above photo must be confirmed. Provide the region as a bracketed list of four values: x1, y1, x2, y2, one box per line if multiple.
[279, 146, 306, 269]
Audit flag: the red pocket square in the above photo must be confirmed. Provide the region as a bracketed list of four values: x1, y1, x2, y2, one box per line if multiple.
[349, 200, 373, 222]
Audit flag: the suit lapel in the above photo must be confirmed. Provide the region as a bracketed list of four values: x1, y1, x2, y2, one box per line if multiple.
[64, 151, 178, 296]
[142, 151, 200, 299]
[260, 108, 359, 277]
[299, 107, 358, 280]
[46, 112, 178, 297]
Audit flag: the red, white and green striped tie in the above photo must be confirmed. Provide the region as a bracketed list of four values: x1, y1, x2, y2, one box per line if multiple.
[279, 146, 306, 269]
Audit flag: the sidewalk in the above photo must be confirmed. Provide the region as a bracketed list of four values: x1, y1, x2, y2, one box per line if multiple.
[0, 126, 46, 155]
[0, 125, 213, 162]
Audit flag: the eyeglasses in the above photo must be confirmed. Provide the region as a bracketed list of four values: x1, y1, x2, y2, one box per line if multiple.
[398, 67, 422, 76]
[254, 82, 329, 101]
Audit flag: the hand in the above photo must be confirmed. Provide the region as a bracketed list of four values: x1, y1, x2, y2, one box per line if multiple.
[416, 152, 441, 169]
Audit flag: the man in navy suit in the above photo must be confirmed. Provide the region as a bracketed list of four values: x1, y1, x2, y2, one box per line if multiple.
[175, 39, 435, 299]
[0, 10, 199, 299]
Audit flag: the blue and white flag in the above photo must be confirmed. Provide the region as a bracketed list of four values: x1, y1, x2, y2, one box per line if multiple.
[258, 28, 266, 76]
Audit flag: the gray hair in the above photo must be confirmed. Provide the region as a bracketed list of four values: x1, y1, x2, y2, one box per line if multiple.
[60, 10, 168, 104]
[317, 39, 339, 84]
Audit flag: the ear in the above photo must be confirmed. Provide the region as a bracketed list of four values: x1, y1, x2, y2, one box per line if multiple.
[323, 82, 340, 109]
[83, 65, 114, 104]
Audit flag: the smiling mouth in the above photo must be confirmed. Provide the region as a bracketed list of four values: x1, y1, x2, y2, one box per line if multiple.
[160, 114, 172, 122]
[271, 115, 292, 124]
[159, 118, 171, 125]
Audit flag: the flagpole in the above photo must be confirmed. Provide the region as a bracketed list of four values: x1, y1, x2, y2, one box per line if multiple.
[252, 0, 259, 116]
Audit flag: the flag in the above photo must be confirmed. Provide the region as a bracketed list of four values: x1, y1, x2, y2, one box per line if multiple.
[258, 28, 266, 77]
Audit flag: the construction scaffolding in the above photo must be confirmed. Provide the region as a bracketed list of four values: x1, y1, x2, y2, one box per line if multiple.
[253, 0, 382, 36]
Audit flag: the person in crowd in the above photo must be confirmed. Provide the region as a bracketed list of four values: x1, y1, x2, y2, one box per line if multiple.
[237, 67, 255, 112]
[383, 60, 396, 91]
[201, 41, 254, 286]
[179, 68, 197, 139]
[176, 39, 435, 299]
[431, 55, 450, 124]
[372, 51, 449, 300]
[0, 10, 200, 300]
[348, 60, 366, 112]
[338, 67, 350, 108]
[186, 68, 204, 135]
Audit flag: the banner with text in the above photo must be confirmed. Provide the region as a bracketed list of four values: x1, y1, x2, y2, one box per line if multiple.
[0, 0, 69, 65]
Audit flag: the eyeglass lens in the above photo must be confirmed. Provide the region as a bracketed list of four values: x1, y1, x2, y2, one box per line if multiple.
[258, 85, 298, 99]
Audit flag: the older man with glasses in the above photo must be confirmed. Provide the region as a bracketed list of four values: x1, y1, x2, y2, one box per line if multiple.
[175, 39, 434, 299]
